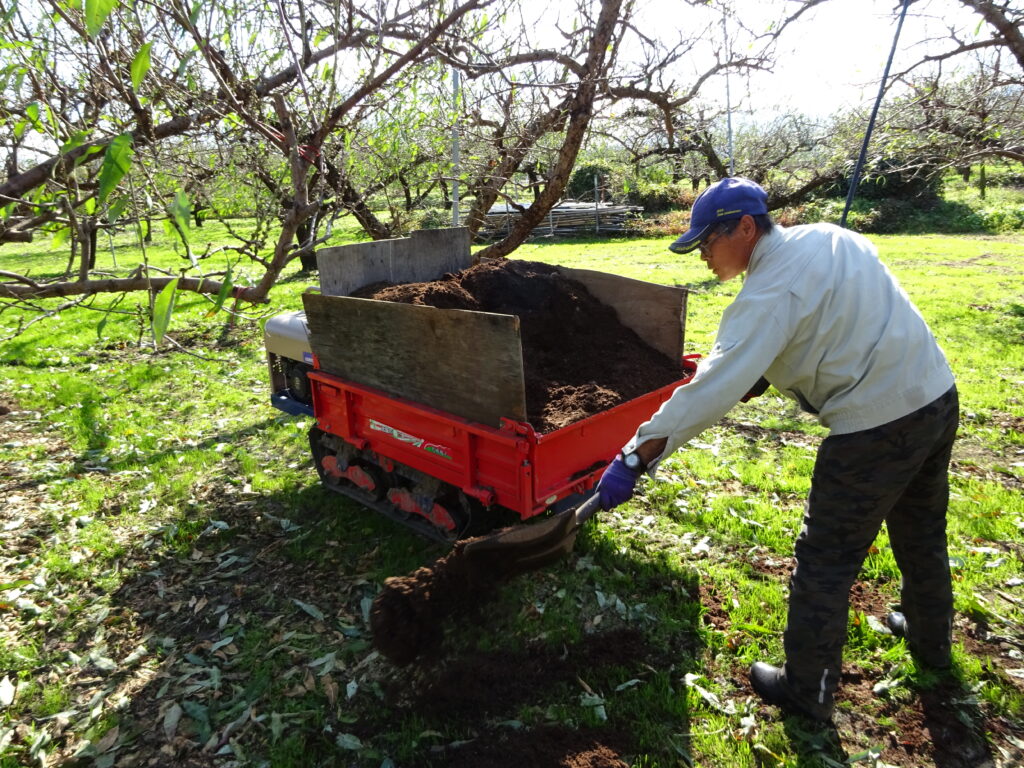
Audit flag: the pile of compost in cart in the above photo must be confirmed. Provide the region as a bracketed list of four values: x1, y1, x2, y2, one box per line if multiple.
[352, 258, 682, 433]
[368, 259, 686, 666]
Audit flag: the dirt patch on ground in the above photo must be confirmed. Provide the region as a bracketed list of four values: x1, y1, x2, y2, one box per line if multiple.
[747, 554, 795, 581]
[721, 418, 820, 450]
[393, 630, 646, 767]
[404, 628, 649, 721]
[848, 580, 894, 616]
[836, 671, 1000, 767]
[951, 457, 1024, 492]
[353, 259, 683, 433]
[698, 582, 731, 630]
[986, 411, 1024, 434]
[435, 725, 632, 768]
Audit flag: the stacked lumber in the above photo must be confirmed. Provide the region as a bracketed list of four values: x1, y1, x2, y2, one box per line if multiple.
[474, 201, 642, 240]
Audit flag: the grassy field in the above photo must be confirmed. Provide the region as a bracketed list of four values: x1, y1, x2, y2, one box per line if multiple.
[1, 221, 1023, 767]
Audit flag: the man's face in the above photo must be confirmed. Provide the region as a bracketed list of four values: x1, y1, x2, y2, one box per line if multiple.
[698, 216, 754, 281]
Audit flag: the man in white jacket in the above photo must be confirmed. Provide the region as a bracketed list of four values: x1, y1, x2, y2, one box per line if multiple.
[596, 177, 958, 721]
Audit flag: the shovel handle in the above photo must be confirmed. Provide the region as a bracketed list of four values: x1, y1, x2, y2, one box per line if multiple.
[573, 493, 602, 529]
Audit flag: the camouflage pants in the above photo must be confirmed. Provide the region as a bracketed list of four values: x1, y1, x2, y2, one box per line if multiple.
[782, 386, 959, 718]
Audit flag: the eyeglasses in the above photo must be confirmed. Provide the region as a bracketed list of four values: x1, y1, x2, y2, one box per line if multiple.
[698, 229, 724, 256]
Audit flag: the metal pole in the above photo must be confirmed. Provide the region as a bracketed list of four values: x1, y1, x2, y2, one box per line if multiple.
[722, 11, 734, 176]
[451, 68, 460, 227]
[841, 0, 912, 228]
[594, 174, 600, 233]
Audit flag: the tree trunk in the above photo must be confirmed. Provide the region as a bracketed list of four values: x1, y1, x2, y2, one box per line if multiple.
[88, 224, 98, 270]
[297, 216, 318, 271]
[477, 0, 624, 259]
[399, 172, 413, 212]
[524, 162, 543, 202]
[76, 218, 98, 280]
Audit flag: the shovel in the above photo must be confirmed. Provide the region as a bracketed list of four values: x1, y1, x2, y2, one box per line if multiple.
[458, 492, 602, 576]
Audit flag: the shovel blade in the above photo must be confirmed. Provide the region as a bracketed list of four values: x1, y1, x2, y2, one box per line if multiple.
[458, 494, 600, 575]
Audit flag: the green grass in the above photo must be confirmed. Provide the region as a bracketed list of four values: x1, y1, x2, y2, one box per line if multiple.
[1, 218, 1022, 766]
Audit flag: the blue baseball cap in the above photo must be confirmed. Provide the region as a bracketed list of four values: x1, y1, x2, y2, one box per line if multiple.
[669, 177, 769, 254]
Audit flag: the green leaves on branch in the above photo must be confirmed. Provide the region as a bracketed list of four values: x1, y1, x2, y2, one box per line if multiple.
[60, 130, 91, 156]
[130, 43, 152, 92]
[206, 262, 234, 318]
[97, 133, 133, 204]
[84, 0, 119, 38]
[107, 196, 130, 224]
[152, 278, 178, 347]
[166, 190, 191, 245]
[51, 226, 71, 249]
[24, 102, 42, 131]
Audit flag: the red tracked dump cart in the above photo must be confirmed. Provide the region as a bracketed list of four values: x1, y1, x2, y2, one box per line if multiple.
[265, 228, 695, 541]
[305, 357, 698, 540]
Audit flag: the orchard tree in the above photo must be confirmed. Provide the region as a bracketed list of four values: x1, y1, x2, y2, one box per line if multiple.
[446, 0, 830, 256]
[0, 0, 504, 322]
[870, 0, 1023, 182]
[891, 0, 1024, 79]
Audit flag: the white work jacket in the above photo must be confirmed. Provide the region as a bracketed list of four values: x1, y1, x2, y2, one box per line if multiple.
[625, 223, 955, 473]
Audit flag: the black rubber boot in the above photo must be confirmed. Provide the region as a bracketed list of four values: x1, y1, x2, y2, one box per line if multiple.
[749, 662, 833, 722]
[886, 611, 952, 669]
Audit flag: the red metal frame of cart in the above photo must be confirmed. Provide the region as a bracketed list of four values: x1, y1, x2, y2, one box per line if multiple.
[308, 355, 698, 521]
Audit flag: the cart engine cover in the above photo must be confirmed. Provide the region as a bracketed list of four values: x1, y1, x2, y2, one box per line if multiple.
[265, 310, 312, 362]
[265, 310, 314, 415]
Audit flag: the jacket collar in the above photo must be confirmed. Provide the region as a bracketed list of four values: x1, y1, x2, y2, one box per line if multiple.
[746, 224, 785, 276]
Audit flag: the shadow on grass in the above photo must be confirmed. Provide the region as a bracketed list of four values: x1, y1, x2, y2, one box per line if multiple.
[779, 666, 997, 768]
[683, 276, 723, 293]
[275, 269, 320, 286]
[918, 673, 998, 768]
[92, 477, 704, 768]
[782, 719, 848, 767]
[6, 415, 289, 497]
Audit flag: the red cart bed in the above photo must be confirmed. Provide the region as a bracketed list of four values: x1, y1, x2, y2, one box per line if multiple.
[307, 356, 698, 539]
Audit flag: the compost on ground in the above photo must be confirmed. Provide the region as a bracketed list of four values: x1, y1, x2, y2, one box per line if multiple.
[369, 259, 685, 666]
[352, 258, 682, 433]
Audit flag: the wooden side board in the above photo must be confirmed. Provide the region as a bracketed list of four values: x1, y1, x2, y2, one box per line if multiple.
[302, 293, 526, 427]
[556, 266, 687, 364]
[317, 227, 474, 296]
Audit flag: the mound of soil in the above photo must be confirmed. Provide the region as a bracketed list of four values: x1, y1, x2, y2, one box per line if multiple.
[398, 631, 645, 767]
[353, 259, 682, 433]
[371, 527, 573, 665]
[439, 726, 631, 768]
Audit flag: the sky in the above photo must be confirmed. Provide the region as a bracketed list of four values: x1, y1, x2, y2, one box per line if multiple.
[734, 0, 988, 119]
[619, 0, 991, 122]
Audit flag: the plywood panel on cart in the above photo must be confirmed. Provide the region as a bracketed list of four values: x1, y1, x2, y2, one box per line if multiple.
[317, 227, 473, 296]
[302, 293, 526, 427]
[556, 266, 687, 365]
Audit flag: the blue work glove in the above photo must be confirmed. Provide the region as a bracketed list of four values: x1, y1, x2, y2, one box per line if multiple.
[596, 456, 641, 511]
